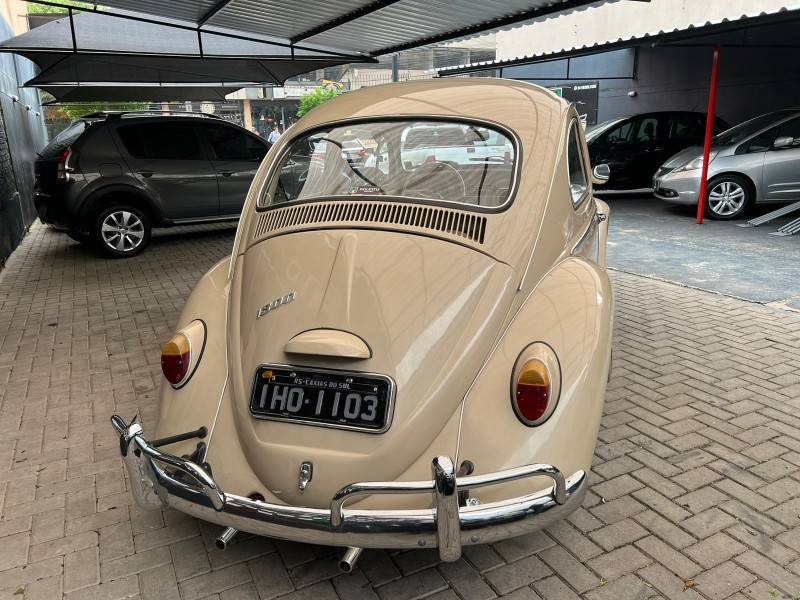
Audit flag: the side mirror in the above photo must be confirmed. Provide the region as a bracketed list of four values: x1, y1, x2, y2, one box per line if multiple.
[592, 163, 610, 185]
[773, 136, 794, 149]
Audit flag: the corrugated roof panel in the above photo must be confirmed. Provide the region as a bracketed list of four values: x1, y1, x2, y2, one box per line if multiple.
[438, 4, 800, 73]
[209, 0, 376, 41]
[97, 0, 619, 56]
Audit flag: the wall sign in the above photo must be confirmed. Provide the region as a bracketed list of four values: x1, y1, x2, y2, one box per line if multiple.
[549, 81, 599, 125]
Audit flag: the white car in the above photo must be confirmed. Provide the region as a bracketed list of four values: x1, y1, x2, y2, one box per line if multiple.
[401, 124, 513, 167]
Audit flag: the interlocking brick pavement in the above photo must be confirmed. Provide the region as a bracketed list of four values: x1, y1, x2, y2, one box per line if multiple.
[1, 222, 800, 599]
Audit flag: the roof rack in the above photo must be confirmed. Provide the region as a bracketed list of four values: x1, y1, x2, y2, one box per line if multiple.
[81, 110, 226, 120]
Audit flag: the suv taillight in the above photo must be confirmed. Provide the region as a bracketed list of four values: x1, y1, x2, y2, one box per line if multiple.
[56, 148, 73, 183]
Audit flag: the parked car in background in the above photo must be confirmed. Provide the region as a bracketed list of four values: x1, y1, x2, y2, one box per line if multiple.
[111, 79, 613, 568]
[34, 111, 270, 257]
[654, 108, 800, 220]
[586, 111, 729, 190]
[401, 123, 513, 167]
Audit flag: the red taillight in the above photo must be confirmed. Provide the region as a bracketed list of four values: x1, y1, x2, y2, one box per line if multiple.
[425, 154, 436, 163]
[161, 333, 191, 386]
[515, 360, 551, 423]
[512, 346, 561, 427]
[56, 148, 73, 184]
[504, 150, 511, 162]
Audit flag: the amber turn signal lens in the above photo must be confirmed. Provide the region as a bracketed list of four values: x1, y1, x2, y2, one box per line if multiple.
[161, 333, 191, 386]
[515, 359, 551, 423]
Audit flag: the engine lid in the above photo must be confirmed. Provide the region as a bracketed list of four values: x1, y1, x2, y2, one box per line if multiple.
[226, 228, 517, 507]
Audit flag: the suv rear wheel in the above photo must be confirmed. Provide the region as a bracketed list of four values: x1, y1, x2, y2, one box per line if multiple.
[93, 204, 151, 257]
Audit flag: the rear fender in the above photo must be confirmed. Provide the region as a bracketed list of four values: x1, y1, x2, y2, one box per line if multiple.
[456, 257, 613, 503]
[77, 184, 164, 227]
[153, 257, 231, 456]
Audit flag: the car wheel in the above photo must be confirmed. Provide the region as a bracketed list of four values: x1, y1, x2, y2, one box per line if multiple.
[704, 175, 753, 220]
[93, 205, 151, 257]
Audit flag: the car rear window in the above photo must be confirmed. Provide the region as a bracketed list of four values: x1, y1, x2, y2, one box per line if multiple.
[118, 122, 202, 160]
[40, 120, 90, 158]
[260, 120, 516, 211]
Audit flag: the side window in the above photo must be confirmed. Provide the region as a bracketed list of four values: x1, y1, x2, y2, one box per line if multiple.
[567, 121, 589, 207]
[633, 117, 660, 142]
[602, 121, 633, 146]
[746, 126, 780, 153]
[118, 122, 202, 160]
[668, 115, 704, 140]
[202, 124, 269, 161]
[778, 117, 800, 147]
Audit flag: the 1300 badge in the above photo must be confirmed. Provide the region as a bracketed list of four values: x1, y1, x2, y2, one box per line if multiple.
[256, 292, 296, 319]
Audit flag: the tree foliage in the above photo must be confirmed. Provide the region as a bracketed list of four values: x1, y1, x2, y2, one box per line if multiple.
[296, 88, 340, 118]
[27, 1, 93, 14]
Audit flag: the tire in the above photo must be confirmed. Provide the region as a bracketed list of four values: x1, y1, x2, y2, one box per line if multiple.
[93, 204, 151, 258]
[704, 175, 753, 220]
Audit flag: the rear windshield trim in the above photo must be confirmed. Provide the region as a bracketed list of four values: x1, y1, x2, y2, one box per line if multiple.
[255, 115, 521, 216]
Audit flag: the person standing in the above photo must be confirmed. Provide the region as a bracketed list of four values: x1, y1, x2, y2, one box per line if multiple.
[268, 126, 281, 144]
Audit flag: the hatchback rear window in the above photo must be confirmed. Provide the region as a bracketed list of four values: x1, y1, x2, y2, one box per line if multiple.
[260, 120, 516, 211]
[40, 120, 90, 158]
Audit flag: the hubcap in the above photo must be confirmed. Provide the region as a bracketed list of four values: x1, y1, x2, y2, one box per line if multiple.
[101, 211, 145, 252]
[708, 181, 745, 216]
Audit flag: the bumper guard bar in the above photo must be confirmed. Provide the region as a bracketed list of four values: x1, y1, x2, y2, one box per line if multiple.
[111, 415, 586, 562]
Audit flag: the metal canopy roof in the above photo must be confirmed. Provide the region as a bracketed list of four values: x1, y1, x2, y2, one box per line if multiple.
[28, 0, 633, 57]
[3, 0, 644, 100]
[438, 5, 800, 76]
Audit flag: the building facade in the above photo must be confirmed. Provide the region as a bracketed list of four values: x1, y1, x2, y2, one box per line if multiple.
[0, 4, 46, 268]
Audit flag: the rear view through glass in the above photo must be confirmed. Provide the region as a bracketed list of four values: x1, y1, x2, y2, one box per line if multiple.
[262, 120, 516, 211]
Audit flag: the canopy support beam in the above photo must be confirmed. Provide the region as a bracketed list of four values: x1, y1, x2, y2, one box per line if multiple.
[696, 44, 721, 225]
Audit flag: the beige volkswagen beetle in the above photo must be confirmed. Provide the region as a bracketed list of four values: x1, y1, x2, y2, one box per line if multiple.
[112, 78, 612, 570]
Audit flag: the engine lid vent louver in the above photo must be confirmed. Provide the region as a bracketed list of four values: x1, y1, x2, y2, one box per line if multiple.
[253, 202, 487, 244]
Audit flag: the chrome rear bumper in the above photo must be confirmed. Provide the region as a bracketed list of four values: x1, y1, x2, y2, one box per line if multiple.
[111, 415, 587, 562]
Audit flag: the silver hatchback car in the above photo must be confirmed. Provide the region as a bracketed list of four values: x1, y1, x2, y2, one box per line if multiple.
[653, 109, 800, 219]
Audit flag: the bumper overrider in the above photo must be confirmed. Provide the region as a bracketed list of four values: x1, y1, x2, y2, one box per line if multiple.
[111, 415, 587, 562]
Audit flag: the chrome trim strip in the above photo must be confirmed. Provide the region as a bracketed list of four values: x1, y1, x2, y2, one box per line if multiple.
[111, 415, 586, 558]
[571, 209, 604, 256]
[247, 363, 397, 434]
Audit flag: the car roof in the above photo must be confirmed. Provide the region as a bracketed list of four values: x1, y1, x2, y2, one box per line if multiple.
[289, 79, 568, 142]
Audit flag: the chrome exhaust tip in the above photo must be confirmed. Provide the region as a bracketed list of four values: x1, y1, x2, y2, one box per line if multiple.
[338, 547, 363, 573]
[215, 527, 238, 550]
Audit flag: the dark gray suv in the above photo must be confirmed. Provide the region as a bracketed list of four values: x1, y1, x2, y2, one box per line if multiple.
[34, 111, 270, 257]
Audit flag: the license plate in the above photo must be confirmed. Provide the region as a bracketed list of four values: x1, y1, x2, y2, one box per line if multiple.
[249, 365, 395, 433]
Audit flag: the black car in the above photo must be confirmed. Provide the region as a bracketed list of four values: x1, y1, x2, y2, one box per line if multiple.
[585, 111, 730, 190]
[34, 111, 271, 257]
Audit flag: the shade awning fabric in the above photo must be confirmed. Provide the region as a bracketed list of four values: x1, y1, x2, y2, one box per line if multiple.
[0, 10, 372, 92]
[37, 85, 242, 102]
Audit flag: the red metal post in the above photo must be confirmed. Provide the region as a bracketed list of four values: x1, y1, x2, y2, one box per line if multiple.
[697, 45, 721, 224]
